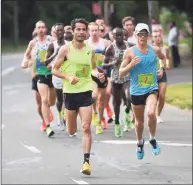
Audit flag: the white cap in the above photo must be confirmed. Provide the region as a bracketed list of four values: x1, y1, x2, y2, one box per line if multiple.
[135, 23, 150, 34]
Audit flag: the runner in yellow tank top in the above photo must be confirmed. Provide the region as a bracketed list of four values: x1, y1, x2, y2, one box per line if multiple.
[152, 31, 171, 124]
[52, 18, 105, 176]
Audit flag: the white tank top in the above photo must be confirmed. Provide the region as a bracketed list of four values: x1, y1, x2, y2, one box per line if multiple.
[52, 40, 69, 65]
[127, 35, 137, 45]
[88, 38, 106, 51]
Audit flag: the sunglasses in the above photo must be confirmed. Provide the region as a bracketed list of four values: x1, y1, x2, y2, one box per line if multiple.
[137, 32, 148, 37]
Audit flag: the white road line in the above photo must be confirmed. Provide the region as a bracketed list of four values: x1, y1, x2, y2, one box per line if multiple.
[2, 124, 5, 129]
[65, 174, 89, 185]
[71, 179, 89, 184]
[7, 157, 42, 165]
[20, 142, 41, 154]
[2, 67, 16, 77]
[94, 140, 192, 147]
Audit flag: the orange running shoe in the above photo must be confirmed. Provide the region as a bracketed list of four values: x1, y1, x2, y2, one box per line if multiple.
[106, 105, 113, 123]
[49, 109, 54, 122]
[41, 121, 47, 131]
[106, 105, 113, 119]
[102, 118, 107, 129]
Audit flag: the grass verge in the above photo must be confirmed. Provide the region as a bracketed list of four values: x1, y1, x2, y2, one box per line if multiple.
[166, 83, 192, 110]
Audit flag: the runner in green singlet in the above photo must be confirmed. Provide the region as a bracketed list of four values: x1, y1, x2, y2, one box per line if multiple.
[34, 21, 56, 137]
[52, 18, 105, 175]
[21, 22, 55, 133]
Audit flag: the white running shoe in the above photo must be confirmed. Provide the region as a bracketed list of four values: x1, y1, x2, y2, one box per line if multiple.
[157, 116, 163, 124]
[69, 132, 77, 137]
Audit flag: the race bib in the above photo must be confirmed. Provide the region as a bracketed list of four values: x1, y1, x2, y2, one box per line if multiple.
[76, 64, 90, 78]
[95, 53, 104, 67]
[39, 49, 47, 62]
[138, 73, 154, 87]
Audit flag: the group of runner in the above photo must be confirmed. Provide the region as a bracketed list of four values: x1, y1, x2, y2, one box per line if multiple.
[21, 15, 170, 175]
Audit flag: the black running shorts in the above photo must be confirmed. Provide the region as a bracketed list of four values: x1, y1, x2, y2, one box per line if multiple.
[63, 91, 93, 111]
[36, 74, 54, 88]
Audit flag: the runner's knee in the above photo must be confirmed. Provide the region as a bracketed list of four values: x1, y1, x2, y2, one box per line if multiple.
[82, 123, 91, 134]
[135, 121, 144, 128]
[41, 97, 49, 105]
[147, 110, 156, 120]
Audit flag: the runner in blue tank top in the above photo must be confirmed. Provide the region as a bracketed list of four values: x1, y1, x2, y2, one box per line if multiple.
[119, 23, 166, 160]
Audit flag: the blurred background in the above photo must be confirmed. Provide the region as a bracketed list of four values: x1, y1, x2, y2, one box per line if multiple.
[1, 0, 192, 54]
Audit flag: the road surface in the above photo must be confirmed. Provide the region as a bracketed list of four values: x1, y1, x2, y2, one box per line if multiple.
[2, 53, 192, 184]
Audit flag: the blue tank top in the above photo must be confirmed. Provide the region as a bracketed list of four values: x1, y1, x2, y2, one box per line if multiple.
[130, 45, 158, 95]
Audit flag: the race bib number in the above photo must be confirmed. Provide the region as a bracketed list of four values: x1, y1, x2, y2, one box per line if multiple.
[39, 50, 47, 62]
[95, 53, 104, 67]
[76, 64, 90, 78]
[138, 73, 154, 87]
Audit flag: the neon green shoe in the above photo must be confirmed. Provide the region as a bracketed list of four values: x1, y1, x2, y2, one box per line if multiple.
[115, 124, 123, 137]
[46, 126, 54, 137]
[92, 113, 99, 126]
[96, 124, 103, 134]
[123, 112, 131, 132]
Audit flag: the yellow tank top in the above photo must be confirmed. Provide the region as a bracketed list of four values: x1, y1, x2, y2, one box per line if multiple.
[61, 42, 93, 93]
[157, 45, 166, 70]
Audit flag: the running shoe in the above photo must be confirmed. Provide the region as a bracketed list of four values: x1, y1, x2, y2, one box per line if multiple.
[106, 105, 113, 118]
[41, 121, 47, 131]
[46, 125, 54, 137]
[115, 124, 123, 137]
[102, 118, 108, 129]
[157, 116, 164, 124]
[123, 112, 131, 132]
[136, 139, 145, 160]
[149, 139, 161, 155]
[80, 162, 91, 175]
[49, 109, 54, 122]
[92, 113, 98, 126]
[96, 124, 103, 134]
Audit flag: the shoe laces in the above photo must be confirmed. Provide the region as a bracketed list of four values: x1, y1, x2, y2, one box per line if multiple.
[137, 144, 143, 153]
[150, 139, 157, 149]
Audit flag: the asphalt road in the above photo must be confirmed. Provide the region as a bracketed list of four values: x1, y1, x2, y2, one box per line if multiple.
[1, 53, 192, 184]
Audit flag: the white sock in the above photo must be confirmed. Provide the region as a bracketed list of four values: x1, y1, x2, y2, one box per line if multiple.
[150, 136, 155, 140]
[137, 139, 144, 145]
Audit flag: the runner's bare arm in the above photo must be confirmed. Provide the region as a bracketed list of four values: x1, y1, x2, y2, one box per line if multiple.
[91, 50, 105, 82]
[43, 43, 55, 65]
[103, 45, 115, 69]
[119, 48, 133, 78]
[91, 50, 97, 76]
[165, 46, 171, 69]
[153, 46, 166, 68]
[21, 40, 34, 68]
[52, 46, 70, 81]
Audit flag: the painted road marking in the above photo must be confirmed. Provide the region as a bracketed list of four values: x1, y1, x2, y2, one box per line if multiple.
[65, 174, 89, 184]
[2, 124, 5, 130]
[20, 142, 41, 154]
[94, 140, 192, 147]
[2, 67, 16, 77]
[7, 157, 42, 165]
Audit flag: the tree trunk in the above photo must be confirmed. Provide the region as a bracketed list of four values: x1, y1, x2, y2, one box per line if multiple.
[147, 0, 160, 32]
[13, 1, 19, 47]
[104, 0, 109, 25]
